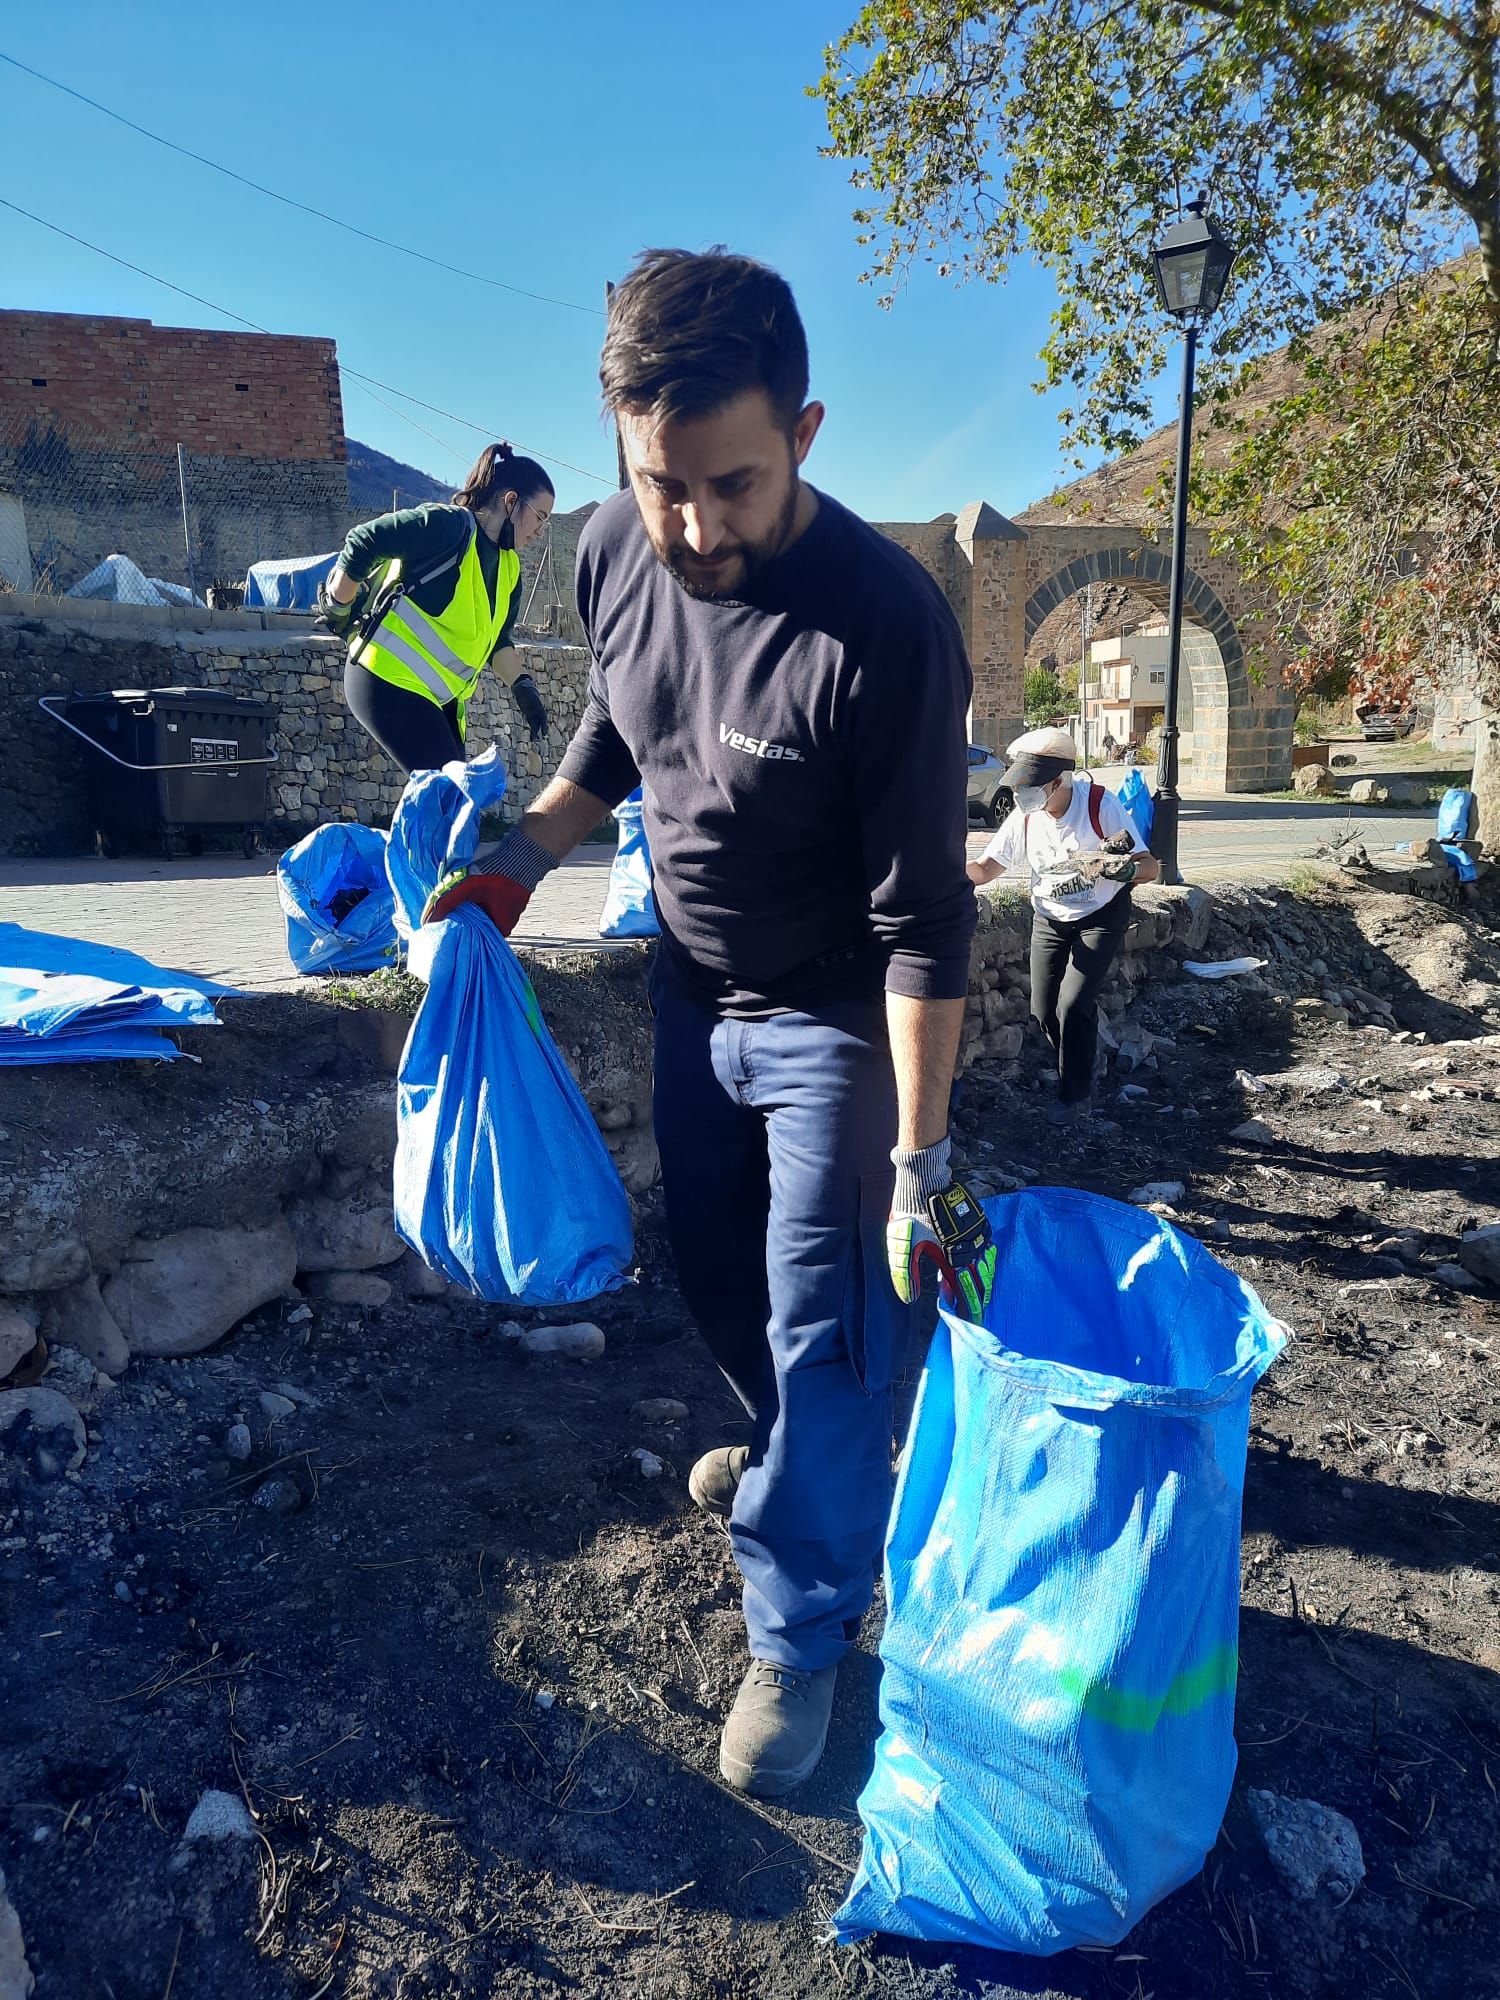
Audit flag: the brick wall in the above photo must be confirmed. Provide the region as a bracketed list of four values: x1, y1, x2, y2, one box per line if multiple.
[0, 312, 344, 460]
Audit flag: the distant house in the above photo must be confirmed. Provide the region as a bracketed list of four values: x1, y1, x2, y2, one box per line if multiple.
[1082, 618, 1199, 758]
[0, 308, 348, 594]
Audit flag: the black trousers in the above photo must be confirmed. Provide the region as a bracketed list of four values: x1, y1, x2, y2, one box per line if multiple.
[1029, 890, 1132, 1104]
[344, 656, 463, 776]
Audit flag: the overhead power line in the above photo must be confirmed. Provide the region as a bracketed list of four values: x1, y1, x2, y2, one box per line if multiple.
[0, 197, 615, 489]
[0, 50, 605, 320]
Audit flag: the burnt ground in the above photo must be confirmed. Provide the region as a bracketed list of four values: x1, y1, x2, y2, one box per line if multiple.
[3, 883, 1500, 2000]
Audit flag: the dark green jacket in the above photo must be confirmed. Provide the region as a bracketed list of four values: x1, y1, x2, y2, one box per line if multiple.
[339, 503, 520, 653]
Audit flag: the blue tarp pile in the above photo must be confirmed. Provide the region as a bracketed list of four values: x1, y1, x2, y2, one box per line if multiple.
[0, 925, 230, 1064]
[835, 1187, 1286, 1954]
[387, 747, 634, 1305]
[244, 552, 338, 612]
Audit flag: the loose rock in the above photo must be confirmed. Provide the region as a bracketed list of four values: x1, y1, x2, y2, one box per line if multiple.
[0, 1308, 36, 1383]
[1130, 1182, 1185, 1207]
[631, 1448, 665, 1478]
[306, 1271, 393, 1308]
[258, 1392, 296, 1421]
[1230, 1119, 1276, 1146]
[1246, 1789, 1365, 1901]
[632, 1398, 689, 1425]
[399, 1250, 451, 1300]
[39, 1274, 129, 1376]
[182, 1789, 257, 1844]
[509, 1322, 606, 1360]
[1458, 1223, 1500, 1287]
[251, 1475, 303, 1516]
[1435, 1262, 1484, 1293]
[0, 1237, 90, 1296]
[286, 1195, 403, 1273]
[225, 1423, 252, 1462]
[0, 1387, 87, 1479]
[104, 1220, 297, 1357]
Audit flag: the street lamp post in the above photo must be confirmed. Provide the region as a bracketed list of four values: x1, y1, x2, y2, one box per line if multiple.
[1148, 196, 1235, 884]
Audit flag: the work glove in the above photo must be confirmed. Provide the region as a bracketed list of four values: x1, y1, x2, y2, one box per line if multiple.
[420, 828, 557, 933]
[422, 867, 532, 933]
[316, 580, 365, 641]
[512, 673, 549, 742]
[1098, 854, 1138, 884]
[886, 1137, 997, 1320]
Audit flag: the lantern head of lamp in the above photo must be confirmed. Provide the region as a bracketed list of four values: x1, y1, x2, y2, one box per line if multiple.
[1151, 196, 1235, 319]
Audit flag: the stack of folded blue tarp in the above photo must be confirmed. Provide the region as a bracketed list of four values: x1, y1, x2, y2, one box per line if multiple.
[0, 925, 230, 1065]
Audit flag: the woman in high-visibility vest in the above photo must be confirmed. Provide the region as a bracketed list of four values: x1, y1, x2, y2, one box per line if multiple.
[318, 441, 555, 773]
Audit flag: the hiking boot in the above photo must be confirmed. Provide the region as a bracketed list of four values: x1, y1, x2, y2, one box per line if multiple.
[719, 1660, 838, 1798]
[688, 1444, 749, 1519]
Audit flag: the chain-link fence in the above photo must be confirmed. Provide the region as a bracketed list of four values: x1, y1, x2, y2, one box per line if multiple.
[0, 415, 579, 637]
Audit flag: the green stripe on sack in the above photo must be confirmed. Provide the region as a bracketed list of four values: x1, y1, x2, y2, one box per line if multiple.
[1058, 1645, 1238, 1732]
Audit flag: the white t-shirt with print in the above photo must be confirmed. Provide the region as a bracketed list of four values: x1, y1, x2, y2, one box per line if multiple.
[982, 776, 1149, 922]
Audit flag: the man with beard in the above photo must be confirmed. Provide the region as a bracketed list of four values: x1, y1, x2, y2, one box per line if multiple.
[425, 248, 994, 1798]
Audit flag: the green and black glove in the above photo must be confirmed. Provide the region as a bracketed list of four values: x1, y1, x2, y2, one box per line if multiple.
[316, 580, 366, 642]
[886, 1137, 997, 1320]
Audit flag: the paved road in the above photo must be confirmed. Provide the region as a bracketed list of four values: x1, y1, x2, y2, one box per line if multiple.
[0, 784, 1433, 994]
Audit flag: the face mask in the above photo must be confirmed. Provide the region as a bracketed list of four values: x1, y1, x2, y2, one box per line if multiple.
[1014, 785, 1049, 812]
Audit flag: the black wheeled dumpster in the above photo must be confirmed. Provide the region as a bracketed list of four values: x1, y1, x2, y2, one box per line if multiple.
[42, 687, 280, 860]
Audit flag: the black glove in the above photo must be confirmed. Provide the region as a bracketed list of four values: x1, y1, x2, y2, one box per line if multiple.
[512, 673, 548, 742]
[316, 580, 365, 641]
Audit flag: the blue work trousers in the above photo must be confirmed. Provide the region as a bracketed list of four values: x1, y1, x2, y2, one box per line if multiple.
[651, 967, 909, 1670]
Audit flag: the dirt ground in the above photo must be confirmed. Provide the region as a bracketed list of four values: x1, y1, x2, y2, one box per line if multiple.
[3, 882, 1499, 2000]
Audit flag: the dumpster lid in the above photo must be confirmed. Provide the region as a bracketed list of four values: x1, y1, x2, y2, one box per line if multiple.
[66, 686, 279, 716]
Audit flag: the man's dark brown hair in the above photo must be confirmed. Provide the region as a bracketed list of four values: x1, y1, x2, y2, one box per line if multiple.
[601, 248, 810, 430]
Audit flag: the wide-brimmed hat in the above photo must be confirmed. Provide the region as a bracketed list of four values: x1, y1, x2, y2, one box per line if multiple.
[1001, 725, 1078, 790]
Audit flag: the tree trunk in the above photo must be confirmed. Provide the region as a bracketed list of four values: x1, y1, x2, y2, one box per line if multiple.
[1472, 706, 1500, 853]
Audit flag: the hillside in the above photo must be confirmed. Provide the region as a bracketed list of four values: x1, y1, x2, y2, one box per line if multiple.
[345, 438, 450, 511]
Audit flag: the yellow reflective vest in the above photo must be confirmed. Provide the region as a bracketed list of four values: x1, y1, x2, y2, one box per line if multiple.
[349, 514, 520, 720]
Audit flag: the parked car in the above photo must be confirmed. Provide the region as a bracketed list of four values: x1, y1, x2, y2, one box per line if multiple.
[1356, 705, 1416, 742]
[966, 743, 1013, 827]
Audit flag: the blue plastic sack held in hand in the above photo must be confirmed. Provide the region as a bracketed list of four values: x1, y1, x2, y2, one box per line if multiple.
[1117, 766, 1155, 845]
[599, 787, 660, 939]
[278, 823, 398, 975]
[835, 1187, 1287, 1955]
[1437, 787, 1478, 883]
[388, 748, 633, 1305]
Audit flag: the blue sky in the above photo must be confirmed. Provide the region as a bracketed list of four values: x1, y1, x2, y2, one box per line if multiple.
[0, 0, 1132, 521]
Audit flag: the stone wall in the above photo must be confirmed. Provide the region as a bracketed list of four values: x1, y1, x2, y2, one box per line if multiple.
[0, 604, 589, 856]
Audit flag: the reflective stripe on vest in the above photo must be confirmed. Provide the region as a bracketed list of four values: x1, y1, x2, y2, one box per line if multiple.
[353, 512, 519, 707]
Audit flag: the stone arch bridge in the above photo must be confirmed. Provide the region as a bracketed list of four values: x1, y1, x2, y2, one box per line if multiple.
[879, 504, 1294, 792]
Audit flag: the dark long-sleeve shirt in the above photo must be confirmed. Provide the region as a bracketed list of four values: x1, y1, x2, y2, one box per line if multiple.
[338, 503, 519, 654]
[558, 487, 977, 1018]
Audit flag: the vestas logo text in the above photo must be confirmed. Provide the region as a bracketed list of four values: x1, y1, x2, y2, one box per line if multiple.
[719, 724, 804, 764]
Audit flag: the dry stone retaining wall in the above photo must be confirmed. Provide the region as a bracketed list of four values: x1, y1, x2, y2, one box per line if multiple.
[0, 605, 589, 855]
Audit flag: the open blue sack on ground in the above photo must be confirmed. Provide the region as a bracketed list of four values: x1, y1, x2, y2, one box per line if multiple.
[1116, 767, 1155, 845]
[277, 824, 399, 975]
[599, 787, 660, 939]
[1437, 787, 1478, 883]
[835, 1186, 1287, 1955]
[387, 748, 633, 1305]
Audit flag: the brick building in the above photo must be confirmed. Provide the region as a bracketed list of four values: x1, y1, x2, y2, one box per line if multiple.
[0, 310, 349, 594]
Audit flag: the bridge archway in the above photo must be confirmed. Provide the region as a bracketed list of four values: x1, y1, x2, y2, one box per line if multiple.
[1022, 544, 1248, 791]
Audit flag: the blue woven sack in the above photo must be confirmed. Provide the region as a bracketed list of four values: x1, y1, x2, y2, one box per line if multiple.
[599, 787, 660, 939]
[387, 749, 633, 1305]
[1117, 767, 1155, 845]
[835, 1187, 1287, 1953]
[277, 823, 398, 975]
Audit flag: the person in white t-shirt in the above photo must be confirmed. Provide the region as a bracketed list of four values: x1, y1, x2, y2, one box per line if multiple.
[967, 727, 1158, 1124]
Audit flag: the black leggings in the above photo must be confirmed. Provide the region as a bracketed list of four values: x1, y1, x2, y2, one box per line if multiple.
[1029, 890, 1131, 1104]
[344, 656, 463, 776]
